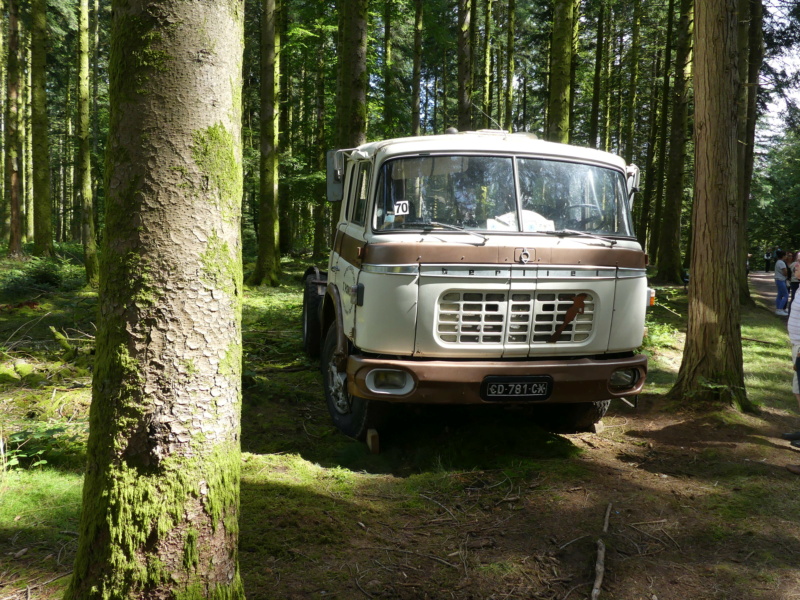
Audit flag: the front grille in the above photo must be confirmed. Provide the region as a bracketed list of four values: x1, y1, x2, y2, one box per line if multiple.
[436, 290, 595, 345]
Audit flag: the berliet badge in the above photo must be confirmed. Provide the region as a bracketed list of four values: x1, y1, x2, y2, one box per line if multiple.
[519, 249, 530, 264]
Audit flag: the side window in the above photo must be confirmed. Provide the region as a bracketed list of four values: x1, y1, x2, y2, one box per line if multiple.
[351, 162, 372, 226]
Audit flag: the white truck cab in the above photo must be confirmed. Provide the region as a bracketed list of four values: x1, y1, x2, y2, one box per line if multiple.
[303, 130, 650, 440]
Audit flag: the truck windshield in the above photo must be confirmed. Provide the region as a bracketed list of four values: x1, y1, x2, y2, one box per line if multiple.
[373, 155, 633, 237]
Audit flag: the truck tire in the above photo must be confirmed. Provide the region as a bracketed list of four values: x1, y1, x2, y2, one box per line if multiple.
[302, 274, 323, 358]
[321, 324, 388, 440]
[533, 400, 611, 433]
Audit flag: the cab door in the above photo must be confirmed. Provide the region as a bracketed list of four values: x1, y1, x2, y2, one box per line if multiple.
[330, 160, 372, 341]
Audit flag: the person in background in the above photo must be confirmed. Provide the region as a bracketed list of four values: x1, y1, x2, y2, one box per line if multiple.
[790, 252, 800, 315]
[781, 292, 800, 474]
[766, 249, 773, 272]
[775, 250, 789, 316]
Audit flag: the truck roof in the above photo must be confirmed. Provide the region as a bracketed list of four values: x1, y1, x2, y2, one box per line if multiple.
[352, 130, 628, 170]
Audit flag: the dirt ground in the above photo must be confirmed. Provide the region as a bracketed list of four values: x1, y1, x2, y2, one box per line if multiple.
[234, 271, 800, 600]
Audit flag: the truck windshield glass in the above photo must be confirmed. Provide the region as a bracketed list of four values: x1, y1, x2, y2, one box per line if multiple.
[517, 159, 632, 236]
[374, 156, 517, 231]
[374, 155, 633, 237]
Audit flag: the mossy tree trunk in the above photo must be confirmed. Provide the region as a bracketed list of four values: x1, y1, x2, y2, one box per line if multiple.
[655, 0, 692, 285]
[546, 0, 573, 143]
[65, 0, 245, 597]
[78, 0, 99, 285]
[668, 0, 752, 411]
[249, 0, 281, 287]
[31, 0, 52, 258]
[6, 0, 23, 257]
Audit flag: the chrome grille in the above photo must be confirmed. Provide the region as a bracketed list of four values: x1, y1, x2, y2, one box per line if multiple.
[436, 290, 595, 345]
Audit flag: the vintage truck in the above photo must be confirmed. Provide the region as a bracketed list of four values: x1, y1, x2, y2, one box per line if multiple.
[302, 130, 651, 440]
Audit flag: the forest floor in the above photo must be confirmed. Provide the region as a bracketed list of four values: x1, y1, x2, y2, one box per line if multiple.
[2, 259, 800, 600]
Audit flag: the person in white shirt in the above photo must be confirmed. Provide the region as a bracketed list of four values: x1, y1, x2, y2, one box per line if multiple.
[782, 292, 800, 474]
[774, 250, 789, 316]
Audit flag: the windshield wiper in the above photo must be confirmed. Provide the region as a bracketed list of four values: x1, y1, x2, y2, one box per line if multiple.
[543, 229, 617, 246]
[421, 221, 488, 244]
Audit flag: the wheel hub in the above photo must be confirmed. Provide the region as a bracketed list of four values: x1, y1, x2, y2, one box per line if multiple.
[328, 363, 351, 414]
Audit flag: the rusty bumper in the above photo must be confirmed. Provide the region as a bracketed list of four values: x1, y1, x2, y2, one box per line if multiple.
[347, 353, 647, 404]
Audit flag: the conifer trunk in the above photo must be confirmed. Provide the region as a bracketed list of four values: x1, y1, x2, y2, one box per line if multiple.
[249, 0, 281, 286]
[78, 0, 99, 285]
[669, 0, 751, 410]
[65, 0, 245, 596]
[547, 0, 573, 143]
[503, 0, 515, 132]
[457, 0, 472, 131]
[411, 0, 423, 135]
[31, 0, 52, 257]
[6, 0, 22, 256]
[655, 0, 693, 285]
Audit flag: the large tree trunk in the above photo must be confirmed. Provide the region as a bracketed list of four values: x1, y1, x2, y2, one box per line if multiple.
[411, 0, 423, 136]
[65, 0, 245, 596]
[249, 0, 281, 286]
[5, 0, 22, 257]
[547, 0, 573, 143]
[78, 0, 99, 285]
[457, 0, 472, 131]
[313, 26, 328, 259]
[669, 0, 751, 410]
[655, 0, 693, 285]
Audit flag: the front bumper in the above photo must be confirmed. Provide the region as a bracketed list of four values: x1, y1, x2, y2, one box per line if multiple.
[347, 353, 647, 404]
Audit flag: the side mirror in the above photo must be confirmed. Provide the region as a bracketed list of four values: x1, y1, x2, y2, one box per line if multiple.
[626, 164, 641, 210]
[327, 150, 344, 202]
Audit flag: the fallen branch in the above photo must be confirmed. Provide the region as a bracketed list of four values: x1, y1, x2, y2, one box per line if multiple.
[591, 539, 606, 600]
[603, 503, 612, 533]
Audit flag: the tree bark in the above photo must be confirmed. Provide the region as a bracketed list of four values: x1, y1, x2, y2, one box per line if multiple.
[65, 0, 245, 596]
[622, 0, 641, 163]
[588, 0, 604, 148]
[6, 0, 22, 257]
[655, 0, 692, 285]
[249, 0, 281, 286]
[669, 0, 751, 410]
[648, 0, 676, 263]
[737, 0, 762, 304]
[411, 0, 423, 136]
[503, 0, 515, 132]
[457, 0, 472, 131]
[547, 0, 573, 143]
[482, 0, 493, 129]
[31, 0, 53, 256]
[337, 0, 369, 147]
[79, 0, 99, 285]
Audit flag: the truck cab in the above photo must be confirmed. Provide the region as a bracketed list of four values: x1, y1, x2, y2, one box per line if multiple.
[303, 130, 650, 440]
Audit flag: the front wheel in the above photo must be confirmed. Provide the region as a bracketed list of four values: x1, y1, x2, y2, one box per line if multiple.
[321, 324, 387, 440]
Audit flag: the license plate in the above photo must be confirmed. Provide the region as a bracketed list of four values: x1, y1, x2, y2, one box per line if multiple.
[480, 376, 553, 401]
